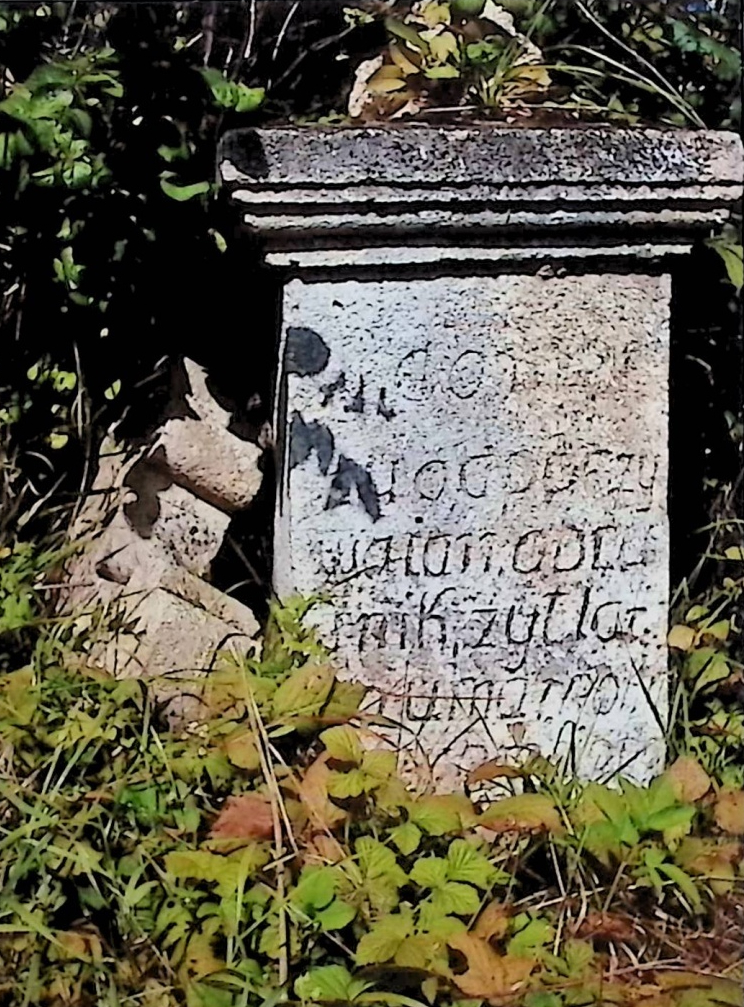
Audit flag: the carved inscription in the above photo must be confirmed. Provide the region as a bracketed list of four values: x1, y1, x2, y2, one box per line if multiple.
[277, 274, 670, 782]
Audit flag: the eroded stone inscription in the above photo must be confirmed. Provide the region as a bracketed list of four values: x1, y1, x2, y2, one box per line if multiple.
[275, 274, 670, 783]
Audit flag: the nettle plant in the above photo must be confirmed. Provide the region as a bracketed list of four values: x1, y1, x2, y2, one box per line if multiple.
[0, 595, 742, 1007]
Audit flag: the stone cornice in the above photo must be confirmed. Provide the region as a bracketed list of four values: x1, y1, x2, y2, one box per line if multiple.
[219, 126, 743, 266]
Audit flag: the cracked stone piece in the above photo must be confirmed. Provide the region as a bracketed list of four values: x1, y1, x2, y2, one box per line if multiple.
[102, 482, 231, 584]
[89, 584, 258, 726]
[64, 470, 231, 613]
[155, 359, 263, 512]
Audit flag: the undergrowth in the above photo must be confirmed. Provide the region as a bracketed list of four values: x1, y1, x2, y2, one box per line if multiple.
[0, 581, 742, 1007]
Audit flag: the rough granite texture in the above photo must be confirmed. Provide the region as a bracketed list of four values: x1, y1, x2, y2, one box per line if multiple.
[220, 126, 742, 187]
[156, 360, 263, 511]
[63, 360, 262, 719]
[221, 128, 742, 254]
[276, 273, 670, 784]
[220, 126, 743, 784]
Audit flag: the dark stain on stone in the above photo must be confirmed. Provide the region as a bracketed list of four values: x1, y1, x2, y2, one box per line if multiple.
[377, 388, 396, 420]
[321, 371, 346, 406]
[325, 455, 381, 522]
[289, 411, 334, 475]
[345, 377, 365, 414]
[285, 327, 330, 376]
[123, 451, 173, 538]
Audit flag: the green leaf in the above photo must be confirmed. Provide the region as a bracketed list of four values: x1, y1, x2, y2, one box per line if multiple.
[323, 679, 367, 720]
[409, 796, 462, 836]
[234, 84, 265, 113]
[272, 662, 335, 720]
[295, 965, 369, 1003]
[507, 917, 555, 955]
[316, 899, 357, 931]
[104, 379, 121, 401]
[292, 866, 336, 911]
[328, 767, 367, 799]
[390, 822, 422, 856]
[524, 994, 562, 1007]
[410, 856, 448, 889]
[362, 749, 397, 781]
[425, 64, 460, 79]
[685, 648, 731, 695]
[418, 909, 466, 937]
[430, 881, 481, 917]
[49, 431, 69, 450]
[356, 837, 407, 886]
[658, 862, 703, 914]
[355, 912, 413, 965]
[645, 804, 696, 835]
[163, 846, 269, 897]
[322, 724, 363, 763]
[562, 939, 595, 977]
[446, 839, 495, 888]
[159, 175, 211, 201]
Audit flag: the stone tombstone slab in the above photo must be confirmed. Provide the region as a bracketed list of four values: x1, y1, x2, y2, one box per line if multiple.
[220, 126, 743, 784]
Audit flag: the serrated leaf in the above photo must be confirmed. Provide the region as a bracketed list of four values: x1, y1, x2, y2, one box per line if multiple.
[390, 822, 422, 855]
[234, 84, 265, 113]
[410, 856, 448, 889]
[362, 749, 397, 781]
[409, 795, 471, 835]
[355, 912, 412, 965]
[323, 679, 367, 720]
[322, 724, 363, 763]
[295, 964, 368, 1003]
[164, 846, 269, 897]
[507, 918, 555, 955]
[446, 839, 495, 888]
[328, 767, 367, 799]
[419, 910, 467, 938]
[356, 836, 407, 885]
[431, 881, 481, 916]
[272, 663, 335, 720]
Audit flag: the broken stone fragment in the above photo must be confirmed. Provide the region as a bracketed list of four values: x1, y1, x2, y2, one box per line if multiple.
[86, 581, 259, 727]
[154, 359, 263, 512]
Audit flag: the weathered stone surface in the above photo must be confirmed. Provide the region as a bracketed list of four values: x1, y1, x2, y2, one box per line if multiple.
[89, 584, 258, 725]
[65, 460, 230, 611]
[221, 127, 743, 252]
[275, 273, 669, 783]
[222, 126, 742, 187]
[100, 482, 231, 585]
[63, 396, 261, 721]
[222, 125, 742, 786]
[156, 360, 263, 512]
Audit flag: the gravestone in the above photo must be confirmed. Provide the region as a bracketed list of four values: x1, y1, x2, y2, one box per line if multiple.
[221, 126, 742, 784]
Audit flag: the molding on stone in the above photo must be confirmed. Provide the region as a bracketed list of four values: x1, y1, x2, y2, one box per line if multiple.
[220, 126, 743, 256]
[265, 242, 691, 274]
